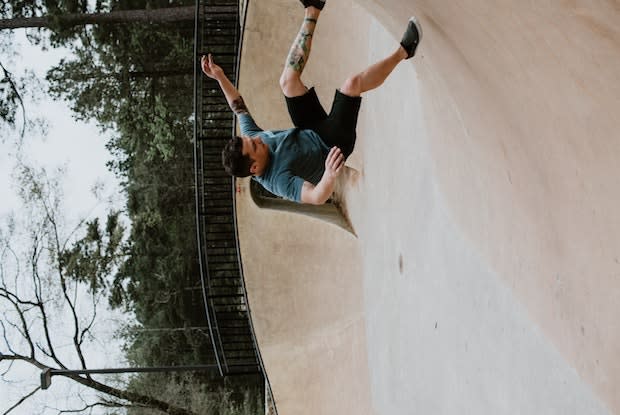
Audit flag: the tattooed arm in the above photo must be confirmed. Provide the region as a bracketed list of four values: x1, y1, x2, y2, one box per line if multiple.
[201, 54, 249, 115]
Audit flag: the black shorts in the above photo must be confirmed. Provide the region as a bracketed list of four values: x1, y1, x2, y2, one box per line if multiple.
[285, 87, 362, 157]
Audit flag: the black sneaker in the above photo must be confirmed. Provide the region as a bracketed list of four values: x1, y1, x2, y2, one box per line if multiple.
[400, 16, 423, 59]
[299, 0, 325, 10]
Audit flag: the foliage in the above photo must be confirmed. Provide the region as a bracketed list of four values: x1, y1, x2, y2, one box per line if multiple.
[0, 33, 46, 141]
[0, 59, 25, 136]
[122, 373, 264, 415]
[59, 211, 126, 294]
[1, 0, 94, 45]
[1, 0, 193, 139]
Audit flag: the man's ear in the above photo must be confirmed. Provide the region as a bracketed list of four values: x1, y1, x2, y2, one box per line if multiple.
[249, 162, 257, 175]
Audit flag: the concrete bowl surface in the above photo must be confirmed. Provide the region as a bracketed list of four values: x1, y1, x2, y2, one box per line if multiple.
[233, 0, 620, 414]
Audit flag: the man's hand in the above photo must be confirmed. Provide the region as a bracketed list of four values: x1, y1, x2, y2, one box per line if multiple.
[201, 54, 243, 115]
[201, 54, 224, 80]
[300, 147, 345, 205]
[324, 147, 345, 179]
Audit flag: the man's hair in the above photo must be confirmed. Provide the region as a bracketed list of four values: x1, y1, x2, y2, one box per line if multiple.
[221, 136, 253, 177]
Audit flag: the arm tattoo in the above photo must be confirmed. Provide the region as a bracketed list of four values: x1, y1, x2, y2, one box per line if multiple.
[231, 96, 249, 115]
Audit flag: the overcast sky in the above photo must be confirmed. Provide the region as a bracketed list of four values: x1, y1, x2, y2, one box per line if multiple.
[1, 32, 123, 219]
[1, 30, 131, 415]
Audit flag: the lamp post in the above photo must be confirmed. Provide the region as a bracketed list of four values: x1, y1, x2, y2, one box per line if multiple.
[40, 364, 218, 389]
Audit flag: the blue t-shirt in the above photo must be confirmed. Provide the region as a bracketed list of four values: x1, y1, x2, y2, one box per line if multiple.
[238, 114, 329, 202]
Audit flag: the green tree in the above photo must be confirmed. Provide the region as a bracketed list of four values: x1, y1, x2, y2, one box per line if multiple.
[0, 0, 195, 138]
[0, 1, 200, 45]
[125, 373, 263, 415]
[0, 6, 195, 30]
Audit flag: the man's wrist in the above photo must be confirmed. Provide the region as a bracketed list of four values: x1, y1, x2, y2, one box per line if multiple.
[318, 174, 336, 194]
[321, 171, 337, 183]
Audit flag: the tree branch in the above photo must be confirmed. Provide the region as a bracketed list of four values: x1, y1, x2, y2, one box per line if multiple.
[19, 170, 80, 370]
[0, 288, 36, 357]
[62, 374, 198, 415]
[39, 181, 90, 372]
[0, 353, 50, 370]
[2, 385, 40, 415]
[56, 400, 128, 414]
[79, 291, 99, 347]
[0, 238, 22, 293]
[0, 60, 27, 137]
[28, 233, 65, 368]
[0, 320, 18, 363]
[57, 262, 89, 371]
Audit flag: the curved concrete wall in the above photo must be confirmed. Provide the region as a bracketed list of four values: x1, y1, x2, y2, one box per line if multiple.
[235, 3, 373, 414]
[235, 0, 620, 414]
[355, 1, 620, 412]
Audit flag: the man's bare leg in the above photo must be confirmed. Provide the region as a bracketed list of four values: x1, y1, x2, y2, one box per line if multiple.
[341, 17, 422, 97]
[279, 6, 321, 97]
[340, 48, 408, 97]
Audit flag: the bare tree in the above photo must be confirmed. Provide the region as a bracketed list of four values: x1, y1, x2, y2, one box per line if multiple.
[0, 163, 198, 415]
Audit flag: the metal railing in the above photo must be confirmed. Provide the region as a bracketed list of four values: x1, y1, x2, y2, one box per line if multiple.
[192, 0, 261, 377]
[193, 2, 279, 412]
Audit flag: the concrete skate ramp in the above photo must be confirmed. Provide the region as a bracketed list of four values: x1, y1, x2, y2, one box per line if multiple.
[235, 0, 620, 414]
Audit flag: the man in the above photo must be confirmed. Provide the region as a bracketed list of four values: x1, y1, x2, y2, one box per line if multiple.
[201, 0, 422, 204]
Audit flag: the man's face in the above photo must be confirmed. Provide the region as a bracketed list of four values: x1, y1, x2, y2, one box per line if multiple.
[241, 136, 269, 175]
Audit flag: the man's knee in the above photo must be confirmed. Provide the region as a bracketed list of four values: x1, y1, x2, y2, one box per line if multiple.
[279, 72, 291, 92]
[279, 72, 307, 98]
[340, 74, 362, 97]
